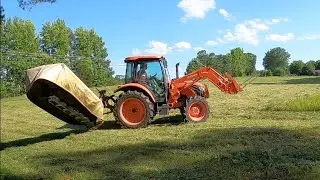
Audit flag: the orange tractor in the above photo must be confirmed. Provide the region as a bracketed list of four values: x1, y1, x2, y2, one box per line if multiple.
[99, 55, 242, 128]
[26, 55, 242, 130]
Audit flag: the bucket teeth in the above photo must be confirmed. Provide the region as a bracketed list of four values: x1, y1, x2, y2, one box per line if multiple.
[47, 95, 95, 128]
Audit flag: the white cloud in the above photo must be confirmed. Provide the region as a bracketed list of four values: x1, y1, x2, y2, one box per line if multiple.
[266, 33, 295, 42]
[267, 18, 289, 24]
[245, 20, 270, 31]
[115, 63, 126, 66]
[297, 34, 320, 40]
[144, 41, 172, 55]
[218, 19, 273, 45]
[174, 41, 192, 51]
[283, 18, 289, 22]
[178, 0, 216, 22]
[133, 40, 192, 56]
[205, 40, 218, 46]
[234, 24, 260, 45]
[194, 47, 207, 51]
[216, 37, 227, 44]
[223, 31, 235, 41]
[218, 8, 233, 21]
[271, 19, 280, 24]
[222, 23, 260, 45]
[132, 48, 142, 55]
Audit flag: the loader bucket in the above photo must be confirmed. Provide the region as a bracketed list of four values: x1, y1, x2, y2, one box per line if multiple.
[25, 63, 104, 128]
[225, 72, 242, 94]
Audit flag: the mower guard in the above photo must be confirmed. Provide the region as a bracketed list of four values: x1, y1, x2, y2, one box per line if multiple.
[25, 63, 104, 126]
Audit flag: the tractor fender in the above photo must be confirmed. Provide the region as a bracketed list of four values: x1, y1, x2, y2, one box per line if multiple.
[114, 83, 156, 103]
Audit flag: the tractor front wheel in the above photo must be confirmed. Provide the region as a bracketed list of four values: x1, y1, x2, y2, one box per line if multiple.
[181, 96, 209, 123]
[113, 90, 154, 128]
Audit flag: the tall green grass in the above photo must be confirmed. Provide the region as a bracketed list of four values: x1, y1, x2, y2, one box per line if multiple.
[1, 76, 320, 179]
[266, 94, 320, 111]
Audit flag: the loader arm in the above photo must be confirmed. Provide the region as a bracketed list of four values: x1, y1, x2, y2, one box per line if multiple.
[168, 66, 242, 108]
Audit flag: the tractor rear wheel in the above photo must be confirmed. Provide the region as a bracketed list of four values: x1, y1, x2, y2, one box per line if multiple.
[113, 90, 154, 128]
[181, 96, 209, 123]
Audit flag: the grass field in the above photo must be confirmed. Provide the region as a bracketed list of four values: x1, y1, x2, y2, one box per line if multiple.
[1, 76, 320, 179]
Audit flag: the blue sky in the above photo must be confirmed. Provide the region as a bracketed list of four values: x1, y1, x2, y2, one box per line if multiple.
[3, 0, 320, 76]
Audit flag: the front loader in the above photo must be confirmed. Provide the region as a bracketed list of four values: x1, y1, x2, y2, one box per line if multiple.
[26, 55, 242, 129]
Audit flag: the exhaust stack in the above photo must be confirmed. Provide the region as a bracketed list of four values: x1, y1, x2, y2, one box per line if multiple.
[176, 62, 180, 79]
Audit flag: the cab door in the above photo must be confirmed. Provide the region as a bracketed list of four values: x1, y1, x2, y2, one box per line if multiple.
[144, 61, 166, 102]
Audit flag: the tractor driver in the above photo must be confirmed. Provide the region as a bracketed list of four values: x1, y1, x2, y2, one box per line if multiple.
[136, 62, 164, 99]
[137, 63, 148, 82]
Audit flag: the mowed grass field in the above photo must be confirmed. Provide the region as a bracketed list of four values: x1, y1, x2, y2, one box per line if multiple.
[1, 76, 320, 180]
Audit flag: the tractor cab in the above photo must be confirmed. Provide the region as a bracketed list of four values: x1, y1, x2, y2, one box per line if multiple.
[123, 56, 170, 103]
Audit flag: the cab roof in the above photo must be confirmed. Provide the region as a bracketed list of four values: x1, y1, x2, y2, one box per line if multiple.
[125, 55, 164, 62]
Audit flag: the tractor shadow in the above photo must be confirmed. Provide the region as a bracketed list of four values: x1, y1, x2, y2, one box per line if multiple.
[249, 77, 320, 85]
[96, 115, 185, 130]
[284, 77, 320, 84]
[152, 114, 185, 126]
[58, 121, 123, 130]
[249, 82, 280, 85]
[0, 129, 86, 151]
[96, 120, 122, 130]
[14, 127, 320, 180]
[0, 115, 184, 152]
[0, 121, 124, 151]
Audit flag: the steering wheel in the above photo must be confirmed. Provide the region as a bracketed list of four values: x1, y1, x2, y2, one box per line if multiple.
[149, 73, 157, 80]
[150, 79, 162, 93]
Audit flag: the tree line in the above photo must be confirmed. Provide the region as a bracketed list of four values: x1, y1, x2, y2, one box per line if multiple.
[289, 60, 320, 76]
[187, 47, 320, 77]
[262, 47, 320, 76]
[186, 48, 257, 77]
[0, 17, 116, 98]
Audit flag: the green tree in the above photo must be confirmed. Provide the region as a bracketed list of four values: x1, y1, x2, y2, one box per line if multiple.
[0, 16, 117, 97]
[210, 54, 225, 73]
[221, 55, 232, 74]
[17, 0, 57, 10]
[273, 68, 287, 76]
[186, 50, 221, 74]
[0, 6, 4, 25]
[263, 47, 290, 76]
[40, 19, 72, 57]
[244, 52, 257, 75]
[0, 17, 70, 98]
[0, 8, 5, 53]
[302, 60, 316, 75]
[227, 47, 247, 76]
[1, 0, 57, 29]
[289, 60, 305, 75]
[266, 70, 273, 76]
[186, 50, 207, 73]
[3, 17, 38, 52]
[186, 49, 256, 76]
[186, 58, 201, 73]
[72, 27, 114, 86]
[1, 17, 40, 89]
[1, 51, 55, 98]
[315, 60, 320, 70]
